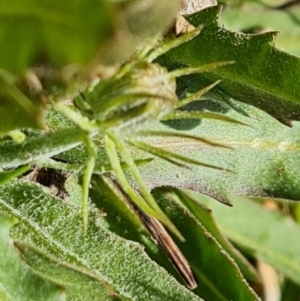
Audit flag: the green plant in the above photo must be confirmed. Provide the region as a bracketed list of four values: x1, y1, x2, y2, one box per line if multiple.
[1, 1, 300, 300]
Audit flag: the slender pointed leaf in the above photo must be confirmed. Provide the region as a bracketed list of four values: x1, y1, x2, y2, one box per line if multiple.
[193, 194, 300, 285]
[151, 188, 259, 301]
[129, 139, 230, 172]
[0, 165, 30, 185]
[174, 189, 260, 282]
[138, 130, 232, 149]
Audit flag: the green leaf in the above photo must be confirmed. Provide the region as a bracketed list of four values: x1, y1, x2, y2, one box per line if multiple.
[130, 104, 300, 203]
[151, 188, 259, 301]
[192, 194, 300, 285]
[90, 175, 186, 285]
[90, 177, 258, 300]
[174, 189, 260, 282]
[0, 165, 30, 185]
[0, 180, 202, 301]
[0, 213, 65, 301]
[14, 240, 126, 301]
[0, 0, 115, 73]
[164, 5, 300, 125]
[0, 127, 83, 169]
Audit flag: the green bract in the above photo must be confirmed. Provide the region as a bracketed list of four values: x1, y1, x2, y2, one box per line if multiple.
[75, 61, 177, 133]
[55, 27, 236, 239]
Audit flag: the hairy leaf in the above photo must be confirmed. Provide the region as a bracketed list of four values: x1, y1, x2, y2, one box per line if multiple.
[90, 175, 187, 285]
[164, 5, 300, 125]
[0, 180, 202, 301]
[130, 104, 300, 203]
[0, 128, 83, 169]
[90, 177, 259, 300]
[0, 213, 65, 301]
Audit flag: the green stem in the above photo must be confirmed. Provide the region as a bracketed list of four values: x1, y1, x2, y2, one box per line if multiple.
[104, 134, 158, 218]
[81, 136, 97, 233]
